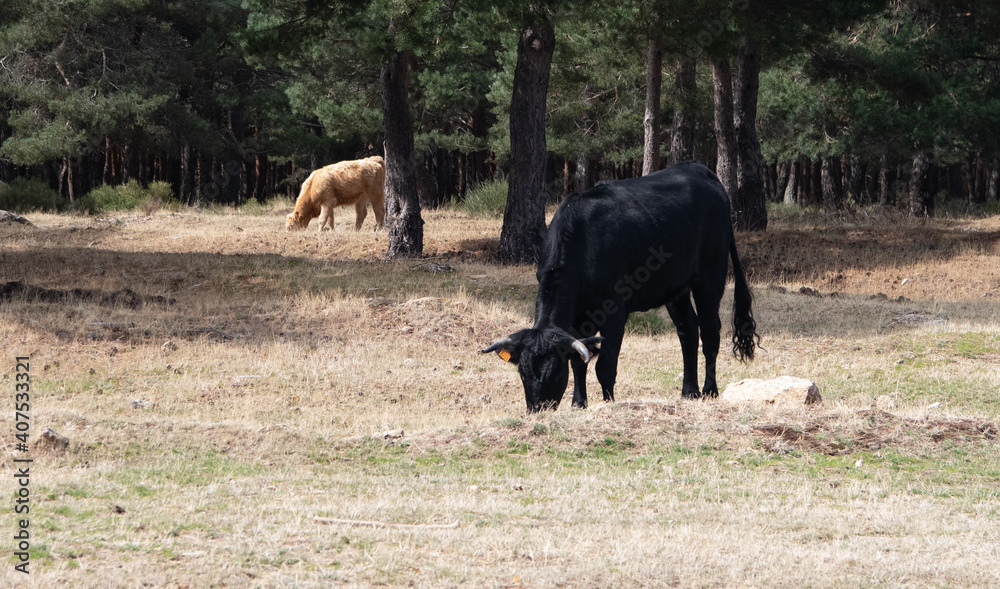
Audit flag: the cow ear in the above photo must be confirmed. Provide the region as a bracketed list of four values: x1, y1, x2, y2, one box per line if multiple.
[481, 336, 520, 364]
[580, 336, 603, 361]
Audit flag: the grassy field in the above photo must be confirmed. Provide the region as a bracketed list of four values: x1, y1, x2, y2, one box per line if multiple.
[2, 202, 999, 588]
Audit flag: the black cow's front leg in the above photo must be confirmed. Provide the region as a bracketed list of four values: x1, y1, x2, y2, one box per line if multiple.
[570, 355, 589, 408]
[666, 295, 701, 399]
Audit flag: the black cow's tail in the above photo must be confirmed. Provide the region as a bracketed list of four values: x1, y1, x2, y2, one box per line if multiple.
[730, 239, 758, 362]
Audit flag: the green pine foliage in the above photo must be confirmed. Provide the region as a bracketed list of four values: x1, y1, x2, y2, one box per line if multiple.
[1, 0, 999, 212]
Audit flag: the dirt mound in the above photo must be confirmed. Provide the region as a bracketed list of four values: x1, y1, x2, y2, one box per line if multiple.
[0, 280, 175, 308]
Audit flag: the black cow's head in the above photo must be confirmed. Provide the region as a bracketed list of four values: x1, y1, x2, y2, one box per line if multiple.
[481, 328, 602, 413]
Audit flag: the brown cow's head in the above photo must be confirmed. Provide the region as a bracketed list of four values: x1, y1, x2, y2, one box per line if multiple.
[286, 211, 309, 231]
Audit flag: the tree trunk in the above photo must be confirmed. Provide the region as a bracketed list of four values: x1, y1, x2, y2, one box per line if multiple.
[381, 50, 424, 257]
[732, 38, 767, 231]
[498, 14, 555, 264]
[575, 153, 593, 193]
[909, 151, 933, 217]
[948, 162, 964, 203]
[179, 144, 191, 204]
[798, 159, 810, 205]
[989, 162, 999, 201]
[65, 155, 75, 203]
[765, 162, 777, 201]
[775, 161, 790, 203]
[670, 58, 696, 164]
[642, 30, 662, 175]
[783, 161, 798, 205]
[846, 155, 863, 203]
[878, 156, 895, 206]
[712, 58, 738, 199]
[810, 159, 823, 207]
[821, 156, 844, 212]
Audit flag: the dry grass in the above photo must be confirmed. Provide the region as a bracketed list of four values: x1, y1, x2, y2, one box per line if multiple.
[1, 204, 999, 588]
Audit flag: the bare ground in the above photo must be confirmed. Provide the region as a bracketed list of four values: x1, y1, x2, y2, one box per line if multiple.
[1, 206, 999, 588]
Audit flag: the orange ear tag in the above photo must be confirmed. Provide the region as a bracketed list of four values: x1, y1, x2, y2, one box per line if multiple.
[498, 350, 512, 362]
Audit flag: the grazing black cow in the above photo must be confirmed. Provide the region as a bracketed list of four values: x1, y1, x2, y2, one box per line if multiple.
[481, 161, 758, 413]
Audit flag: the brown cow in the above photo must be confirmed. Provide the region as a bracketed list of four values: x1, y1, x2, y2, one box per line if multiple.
[285, 156, 386, 232]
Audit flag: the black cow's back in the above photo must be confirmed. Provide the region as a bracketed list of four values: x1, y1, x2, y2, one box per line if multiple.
[535, 162, 733, 327]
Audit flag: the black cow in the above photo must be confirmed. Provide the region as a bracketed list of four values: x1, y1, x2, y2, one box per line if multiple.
[481, 161, 758, 413]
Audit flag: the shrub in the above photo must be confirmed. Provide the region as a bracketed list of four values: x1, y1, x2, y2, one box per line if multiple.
[0, 178, 66, 213]
[238, 198, 266, 216]
[80, 180, 179, 214]
[625, 310, 671, 336]
[464, 179, 508, 218]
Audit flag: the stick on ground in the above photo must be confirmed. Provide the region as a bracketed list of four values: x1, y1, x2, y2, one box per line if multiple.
[314, 517, 459, 529]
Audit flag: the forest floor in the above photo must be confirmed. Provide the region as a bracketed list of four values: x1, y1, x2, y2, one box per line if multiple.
[2, 203, 999, 588]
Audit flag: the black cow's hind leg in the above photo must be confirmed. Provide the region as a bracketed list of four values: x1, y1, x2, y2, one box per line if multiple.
[594, 315, 626, 402]
[666, 294, 701, 399]
[692, 286, 723, 398]
[570, 355, 589, 408]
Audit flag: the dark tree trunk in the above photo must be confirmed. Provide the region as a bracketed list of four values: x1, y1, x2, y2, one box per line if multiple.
[909, 151, 933, 217]
[879, 156, 896, 206]
[415, 148, 437, 207]
[180, 143, 191, 204]
[846, 155, 863, 203]
[103, 137, 112, 184]
[732, 38, 767, 231]
[798, 159, 810, 205]
[642, 29, 662, 175]
[821, 157, 844, 212]
[469, 99, 492, 186]
[712, 58, 738, 199]
[498, 14, 555, 264]
[776, 161, 790, 203]
[381, 50, 423, 257]
[810, 159, 823, 207]
[784, 161, 798, 205]
[948, 163, 964, 202]
[670, 58, 696, 164]
[765, 162, 777, 202]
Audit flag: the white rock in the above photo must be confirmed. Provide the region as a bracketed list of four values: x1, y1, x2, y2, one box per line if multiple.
[720, 376, 822, 406]
[876, 395, 896, 410]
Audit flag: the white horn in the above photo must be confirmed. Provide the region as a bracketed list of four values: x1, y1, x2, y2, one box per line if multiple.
[571, 339, 591, 363]
[481, 338, 512, 354]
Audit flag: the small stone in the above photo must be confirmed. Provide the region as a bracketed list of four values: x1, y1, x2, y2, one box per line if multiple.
[876, 395, 896, 411]
[34, 428, 70, 452]
[403, 358, 422, 368]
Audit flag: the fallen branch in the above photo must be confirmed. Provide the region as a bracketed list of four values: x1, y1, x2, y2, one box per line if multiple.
[314, 517, 458, 529]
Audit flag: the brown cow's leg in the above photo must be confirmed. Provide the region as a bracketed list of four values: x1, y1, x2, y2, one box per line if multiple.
[317, 205, 333, 232]
[354, 200, 368, 231]
[371, 197, 386, 230]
